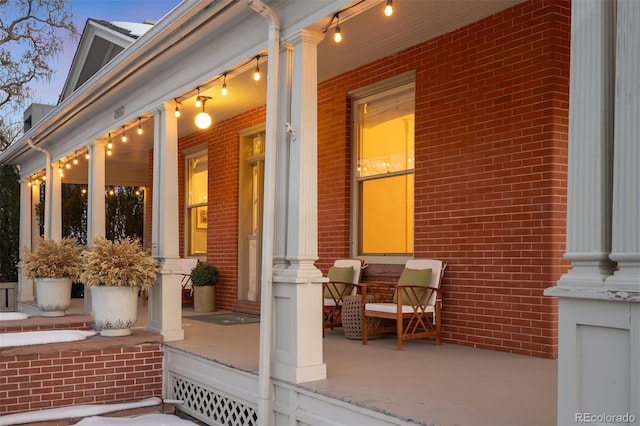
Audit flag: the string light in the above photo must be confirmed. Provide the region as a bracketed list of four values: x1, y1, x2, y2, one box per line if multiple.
[137, 117, 143, 135]
[253, 56, 261, 81]
[121, 125, 127, 143]
[334, 15, 342, 43]
[107, 133, 113, 150]
[174, 99, 181, 118]
[384, 0, 393, 17]
[195, 88, 202, 108]
[221, 73, 228, 96]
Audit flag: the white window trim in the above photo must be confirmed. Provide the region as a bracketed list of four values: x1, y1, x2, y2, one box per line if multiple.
[349, 74, 416, 265]
[184, 148, 207, 257]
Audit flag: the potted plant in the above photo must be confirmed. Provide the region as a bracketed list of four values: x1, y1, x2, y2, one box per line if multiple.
[80, 236, 158, 336]
[22, 237, 83, 316]
[190, 262, 219, 312]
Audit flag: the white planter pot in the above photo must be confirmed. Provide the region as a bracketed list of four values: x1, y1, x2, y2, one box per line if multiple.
[91, 285, 139, 337]
[35, 278, 72, 317]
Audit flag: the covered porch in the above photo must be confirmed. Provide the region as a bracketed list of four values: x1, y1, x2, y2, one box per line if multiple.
[67, 298, 557, 425]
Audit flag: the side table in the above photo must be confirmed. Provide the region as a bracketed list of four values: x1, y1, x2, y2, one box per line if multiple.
[342, 294, 382, 340]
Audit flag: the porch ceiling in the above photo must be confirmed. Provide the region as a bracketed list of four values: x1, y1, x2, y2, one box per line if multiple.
[61, 0, 523, 185]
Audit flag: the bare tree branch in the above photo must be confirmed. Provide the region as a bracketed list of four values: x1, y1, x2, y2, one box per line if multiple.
[0, 0, 77, 150]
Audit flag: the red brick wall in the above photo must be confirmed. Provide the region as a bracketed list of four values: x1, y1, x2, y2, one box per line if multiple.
[0, 335, 163, 416]
[317, 0, 570, 358]
[177, 106, 266, 310]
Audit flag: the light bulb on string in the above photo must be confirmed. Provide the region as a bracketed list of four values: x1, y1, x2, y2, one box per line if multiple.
[384, 0, 393, 17]
[121, 125, 127, 143]
[253, 56, 261, 81]
[195, 88, 202, 108]
[221, 73, 228, 96]
[334, 15, 342, 43]
[174, 99, 181, 118]
[137, 118, 143, 135]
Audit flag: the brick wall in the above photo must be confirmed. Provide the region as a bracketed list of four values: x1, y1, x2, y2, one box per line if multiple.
[0, 332, 163, 416]
[170, 0, 569, 357]
[317, 0, 570, 358]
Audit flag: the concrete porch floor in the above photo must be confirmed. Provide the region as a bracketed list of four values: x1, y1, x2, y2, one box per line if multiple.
[68, 298, 557, 425]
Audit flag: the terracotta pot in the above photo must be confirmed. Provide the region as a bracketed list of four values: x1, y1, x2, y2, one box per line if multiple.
[35, 277, 72, 317]
[91, 285, 139, 336]
[193, 285, 216, 312]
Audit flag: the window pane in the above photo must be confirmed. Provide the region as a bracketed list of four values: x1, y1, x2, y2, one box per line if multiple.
[188, 206, 207, 254]
[188, 154, 207, 206]
[186, 152, 208, 256]
[360, 174, 414, 254]
[357, 88, 414, 178]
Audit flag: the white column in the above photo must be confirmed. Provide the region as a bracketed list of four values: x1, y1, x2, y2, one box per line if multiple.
[271, 29, 326, 384]
[87, 140, 106, 243]
[84, 140, 107, 313]
[272, 41, 292, 272]
[147, 101, 183, 341]
[556, 0, 617, 288]
[49, 164, 63, 241]
[17, 179, 34, 302]
[546, 1, 640, 424]
[607, 0, 640, 291]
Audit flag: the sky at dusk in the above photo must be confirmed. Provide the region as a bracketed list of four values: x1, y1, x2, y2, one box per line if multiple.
[30, 0, 181, 106]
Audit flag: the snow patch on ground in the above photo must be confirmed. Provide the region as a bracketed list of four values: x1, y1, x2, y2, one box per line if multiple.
[0, 312, 29, 321]
[0, 397, 197, 425]
[0, 330, 97, 348]
[76, 412, 197, 425]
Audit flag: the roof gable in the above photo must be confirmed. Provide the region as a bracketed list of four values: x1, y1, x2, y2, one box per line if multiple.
[59, 19, 153, 102]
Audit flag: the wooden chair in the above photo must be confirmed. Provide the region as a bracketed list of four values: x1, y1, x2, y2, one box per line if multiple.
[362, 259, 446, 350]
[178, 258, 198, 306]
[323, 259, 365, 334]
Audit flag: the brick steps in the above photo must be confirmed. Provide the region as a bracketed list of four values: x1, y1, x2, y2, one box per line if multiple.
[0, 316, 163, 417]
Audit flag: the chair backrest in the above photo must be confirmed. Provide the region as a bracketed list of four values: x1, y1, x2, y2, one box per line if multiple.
[403, 259, 445, 306]
[178, 258, 198, 275]
[332, 259, 364, 296]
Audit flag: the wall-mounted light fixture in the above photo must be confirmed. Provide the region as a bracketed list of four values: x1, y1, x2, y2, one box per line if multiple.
[195, 95, 212, 129]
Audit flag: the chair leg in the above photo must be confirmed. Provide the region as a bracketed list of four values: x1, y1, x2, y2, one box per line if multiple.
[397, 315, 403, 351]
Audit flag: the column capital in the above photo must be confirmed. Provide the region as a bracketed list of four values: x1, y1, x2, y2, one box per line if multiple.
[89, 140, 107, 150]
[287, 28, 324, 46]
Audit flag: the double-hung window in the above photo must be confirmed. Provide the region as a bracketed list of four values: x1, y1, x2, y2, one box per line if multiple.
[186, 152, 208, 255]
[352, 82, 415, 263]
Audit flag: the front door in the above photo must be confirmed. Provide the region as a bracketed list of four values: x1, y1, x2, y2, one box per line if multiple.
[238, 128, 265, 303]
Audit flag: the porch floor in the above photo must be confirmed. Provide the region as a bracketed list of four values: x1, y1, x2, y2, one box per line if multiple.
[70, 299, 557, 425]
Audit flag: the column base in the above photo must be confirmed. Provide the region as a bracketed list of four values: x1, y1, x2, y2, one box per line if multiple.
[271, 360, 326, 384]
[546, 286, 639, 425]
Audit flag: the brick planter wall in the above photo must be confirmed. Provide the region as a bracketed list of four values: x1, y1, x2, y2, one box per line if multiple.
[0, 330, 163, 416]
